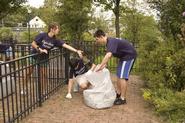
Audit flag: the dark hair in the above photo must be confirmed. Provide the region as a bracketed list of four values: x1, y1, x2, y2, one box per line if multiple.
[48, 22, 59, 33]
[94, 29, 106, 37]
[69, 57, 80, 68]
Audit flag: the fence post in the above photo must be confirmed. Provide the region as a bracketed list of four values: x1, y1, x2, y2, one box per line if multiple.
[0, 64, 6, 123]
[64, 50, 70, 84]
[37, 63, 42, 107]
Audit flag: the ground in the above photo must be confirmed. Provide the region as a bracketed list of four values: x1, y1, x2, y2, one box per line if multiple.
[21, 75, 166, 123]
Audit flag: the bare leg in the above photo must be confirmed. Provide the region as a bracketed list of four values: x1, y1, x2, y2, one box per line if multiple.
[67, 79, 74, 94]
[66, 79, 74, 99]
[118, 78, 127, 99]
[114, 78, 127, 105]
[40, 67, 47, 95]
[116, 77, 121, 95]
[21, 67, 34, 95]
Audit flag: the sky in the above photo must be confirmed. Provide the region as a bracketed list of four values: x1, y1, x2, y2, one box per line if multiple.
[27, 0, 156, 19]
[27, 0, 44, 8]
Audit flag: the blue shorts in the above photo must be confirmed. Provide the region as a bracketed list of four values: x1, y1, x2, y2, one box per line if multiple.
[117, 59, 135, 80]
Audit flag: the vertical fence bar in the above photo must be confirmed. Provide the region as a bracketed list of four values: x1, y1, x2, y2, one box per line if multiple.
[4, 63, 11, 122]
[37, 63, 42, 107]
[0, 63, 6, 123]
[64, 50, 69, 84]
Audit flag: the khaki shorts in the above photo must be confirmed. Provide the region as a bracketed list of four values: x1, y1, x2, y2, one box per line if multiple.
[75, 73, 88, 85]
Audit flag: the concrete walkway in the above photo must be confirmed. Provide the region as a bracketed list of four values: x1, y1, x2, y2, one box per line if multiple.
[21, 75, 165, 123]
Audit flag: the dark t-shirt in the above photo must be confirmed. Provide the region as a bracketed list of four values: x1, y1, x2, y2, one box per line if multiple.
[69, 59, 92, 79]
[31, 32, 65, 59]
[106, 37, 137, 60]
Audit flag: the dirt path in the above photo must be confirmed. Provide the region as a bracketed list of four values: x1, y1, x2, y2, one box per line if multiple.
[21, 75, 165, 123]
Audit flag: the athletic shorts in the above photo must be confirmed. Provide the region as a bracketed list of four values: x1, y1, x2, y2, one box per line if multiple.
[117, 59, 135, 80]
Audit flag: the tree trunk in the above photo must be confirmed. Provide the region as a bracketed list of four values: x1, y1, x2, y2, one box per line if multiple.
[114, 0, 120, 38]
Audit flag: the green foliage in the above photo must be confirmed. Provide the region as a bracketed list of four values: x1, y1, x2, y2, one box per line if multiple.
[2, 7, 33, 27]
[81, 32, 94, 41]
[37, 0, 59, 25]
[0, 0, 26, 19]
[20, 31, 39, 43]
[93, 0, 122, 37]
[57, 0, 92, 41]
[147, 0, 185, 39]
[143, 88, 185, 123]
[140, 39, 185, 122]
[0, 27, 13, 40]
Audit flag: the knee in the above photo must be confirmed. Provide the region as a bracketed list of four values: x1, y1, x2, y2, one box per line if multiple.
[80, 83, 88, 89]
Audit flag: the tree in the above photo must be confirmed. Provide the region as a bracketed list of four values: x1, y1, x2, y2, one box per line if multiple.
[0, 0, 26, 19]
[57, 0, 92, 41]
[147, 0, 185, 40]
[94, 0, 122, 38]
[1, 7, 34, 27]
[37, 0, 59, 25]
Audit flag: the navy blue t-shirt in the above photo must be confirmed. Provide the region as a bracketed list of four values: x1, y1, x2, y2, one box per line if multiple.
[69, 59, 89, 79]
[106, 37, 137, 60]
[32, 32, 65, 59]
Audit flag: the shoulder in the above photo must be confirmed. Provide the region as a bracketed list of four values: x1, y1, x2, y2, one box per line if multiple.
[36, 32, 47, 38]
[107, 37, 119, 45]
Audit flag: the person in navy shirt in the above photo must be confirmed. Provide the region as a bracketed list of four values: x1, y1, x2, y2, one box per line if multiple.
[94, 29, 137, 105]
[22, 22, 83, 97]
[31, 23, 82, 60]
[66, 55, 96, 99]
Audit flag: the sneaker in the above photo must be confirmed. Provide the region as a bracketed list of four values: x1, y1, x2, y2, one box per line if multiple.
[73, 82, 79, 92]
[66, 93, 72, 99]
[114, 98, 127, 105]
[114, 93, 121, 103]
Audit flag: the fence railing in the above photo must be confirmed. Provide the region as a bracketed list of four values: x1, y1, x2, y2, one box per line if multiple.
[0, 48, 69, 123]
[0, 41, 139, 123]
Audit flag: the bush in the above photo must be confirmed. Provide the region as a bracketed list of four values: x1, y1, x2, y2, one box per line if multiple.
[0, 27, 13, 41]
[140, 40, 185, 122]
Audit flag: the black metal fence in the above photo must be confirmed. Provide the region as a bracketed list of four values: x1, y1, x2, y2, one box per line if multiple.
[70, 41, 136, 73]
[0, 48, 69, 123]
[0, 41, 139, 123]
[0, 44, 32, 61]
[76, 41, 139, 73]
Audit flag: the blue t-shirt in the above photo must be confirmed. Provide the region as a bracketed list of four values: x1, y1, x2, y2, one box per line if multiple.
[69, 59, 88, 78]
[32, 32, 65, 59]
[106, 37, 137, 60]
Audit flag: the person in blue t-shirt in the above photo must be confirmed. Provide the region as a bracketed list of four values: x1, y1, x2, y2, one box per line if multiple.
[94, 29, 137, 105]
[66, 54, 96, 99]
[22, 22, 83, 97]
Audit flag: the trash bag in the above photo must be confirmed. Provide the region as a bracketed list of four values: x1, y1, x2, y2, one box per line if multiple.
[83, 68, 116, 109]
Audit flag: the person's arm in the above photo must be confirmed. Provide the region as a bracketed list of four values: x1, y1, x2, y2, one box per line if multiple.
[31, 41, 48, 54]
[62, 43, 83, 58]
[96, 52, 112, 72]
[90, 63, 96, 71]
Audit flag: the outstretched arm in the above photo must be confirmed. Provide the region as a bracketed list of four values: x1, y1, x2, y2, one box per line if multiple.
[62, 43, 83, 58]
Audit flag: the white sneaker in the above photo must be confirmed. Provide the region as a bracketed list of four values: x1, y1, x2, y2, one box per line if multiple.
[66, 93, 72, 99]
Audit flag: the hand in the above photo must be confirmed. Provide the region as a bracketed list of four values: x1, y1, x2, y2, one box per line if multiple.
[76, 50, 83, 58]
[95, 64, 106, 72]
